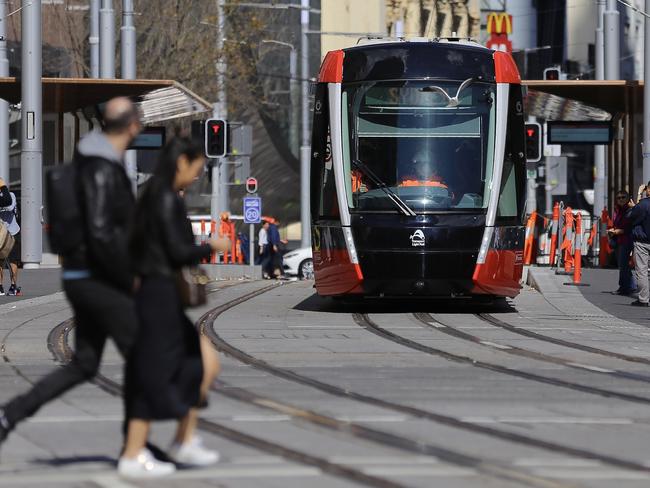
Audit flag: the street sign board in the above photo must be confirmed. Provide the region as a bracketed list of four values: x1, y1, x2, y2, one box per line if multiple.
[243, 197, 261, 224]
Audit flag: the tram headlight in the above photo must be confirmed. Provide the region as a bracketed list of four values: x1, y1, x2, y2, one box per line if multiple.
[342, 227, 359, 264]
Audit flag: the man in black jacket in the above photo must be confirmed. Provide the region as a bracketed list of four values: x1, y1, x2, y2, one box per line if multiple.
[0, 177, 11, 207]
[627, 183, 650, 306]
[0, 98, 143, 444]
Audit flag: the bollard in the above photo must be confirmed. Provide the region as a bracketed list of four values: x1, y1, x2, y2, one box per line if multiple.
[548, 202, 560, 267]
[564, 213, 590, 287]
[523, 211, 537, 265]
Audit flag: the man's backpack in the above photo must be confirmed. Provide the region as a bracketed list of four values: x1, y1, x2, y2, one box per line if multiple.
[0, 221, 14, 259]
[45, 163, 84, 255]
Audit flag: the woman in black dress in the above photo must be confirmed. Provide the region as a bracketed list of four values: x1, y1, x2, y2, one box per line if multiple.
[119, 137, 226, 478]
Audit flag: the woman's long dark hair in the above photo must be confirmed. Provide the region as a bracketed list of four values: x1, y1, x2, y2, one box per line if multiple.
[131, 135, 204, 257]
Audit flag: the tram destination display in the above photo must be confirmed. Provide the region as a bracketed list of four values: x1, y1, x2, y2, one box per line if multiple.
[547, 121, 612, 145]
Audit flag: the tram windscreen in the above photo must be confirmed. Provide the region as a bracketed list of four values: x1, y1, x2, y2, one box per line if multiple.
[342, 80, 496, 213]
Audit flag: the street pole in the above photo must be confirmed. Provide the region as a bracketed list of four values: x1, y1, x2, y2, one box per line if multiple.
[121, 0, 137, 194]
[99, 0, 115, 78]
[594, 0, 606, 217]
[89, 0, 100, 78]
[604, 0, 620, 80]
[300, 0, 311, 248]
[0, 0, 9, 183]
[643, 0, 650, 185]
[212, 0, 228, 222]
[289, 47, 299, 157]
[21, 0, 42, 268]
[249, 223, 254, 277]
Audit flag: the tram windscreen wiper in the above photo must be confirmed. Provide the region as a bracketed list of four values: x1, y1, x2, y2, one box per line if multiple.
[352, 159, 416, 217]
[419, 77, 476, 107]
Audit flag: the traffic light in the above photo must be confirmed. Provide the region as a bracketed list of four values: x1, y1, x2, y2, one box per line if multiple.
[205, 119, 227, 158]
[525, 122, 542, 162]
[543, 67, 561, 80]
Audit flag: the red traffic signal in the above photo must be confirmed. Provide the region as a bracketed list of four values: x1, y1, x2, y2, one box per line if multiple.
[245, 177, 258, 194]
[543, 67, 561, 80]
[205, 119, 227, 158]
[525, 122, 542, 162]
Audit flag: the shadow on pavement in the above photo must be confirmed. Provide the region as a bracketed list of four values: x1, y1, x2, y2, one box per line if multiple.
[293, 293, 517, 315]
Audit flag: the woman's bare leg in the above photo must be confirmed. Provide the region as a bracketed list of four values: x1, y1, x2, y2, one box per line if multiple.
[174, 409, 198, 444]
[200, 336, 220, 400]
[123, 419, 150, 458]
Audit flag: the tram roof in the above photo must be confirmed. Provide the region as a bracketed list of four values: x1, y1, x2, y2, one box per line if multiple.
[523, 80, 641, 116]
[0, 77, 212, 123]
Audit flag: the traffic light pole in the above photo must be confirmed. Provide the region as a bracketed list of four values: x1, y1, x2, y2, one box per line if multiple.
[21, 0, 42, 269]
[0, 0, 9, 183]
[300, 0, 311, 248]
[212, 0, 227, 223]
[121, 0, 137, 194]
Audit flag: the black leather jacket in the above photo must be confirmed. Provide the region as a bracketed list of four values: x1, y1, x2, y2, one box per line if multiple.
[61, 151, 135, 292]
[131, 187, 211, 278]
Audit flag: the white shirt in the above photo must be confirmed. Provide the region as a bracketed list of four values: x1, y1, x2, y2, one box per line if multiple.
[0, 192, 19, 236]
[258, 227, 268, 246]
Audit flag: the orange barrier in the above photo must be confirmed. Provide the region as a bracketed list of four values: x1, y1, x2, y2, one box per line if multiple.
[548, 203, 560, 267]
[599, 208, 612, 268]
[236, 239, 243, 264]
[572, 213, 583, 284]
[523, 211, 537, 265]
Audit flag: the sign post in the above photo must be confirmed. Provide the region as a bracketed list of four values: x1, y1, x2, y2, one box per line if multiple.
[243, 191, 261, 279]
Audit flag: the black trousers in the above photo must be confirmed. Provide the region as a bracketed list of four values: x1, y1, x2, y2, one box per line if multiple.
[3, 278, 138, 426]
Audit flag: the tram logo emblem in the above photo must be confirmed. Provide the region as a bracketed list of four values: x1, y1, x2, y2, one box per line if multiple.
[410, 229, 425, 247]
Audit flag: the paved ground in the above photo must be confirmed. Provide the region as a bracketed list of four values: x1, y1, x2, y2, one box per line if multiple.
[2, 270, 650, 487]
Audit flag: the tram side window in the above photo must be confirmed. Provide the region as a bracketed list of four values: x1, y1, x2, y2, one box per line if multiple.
[497, 86, 526, 220]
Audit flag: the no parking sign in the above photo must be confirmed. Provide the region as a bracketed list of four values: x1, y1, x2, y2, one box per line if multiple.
[243, 197, 261, 224]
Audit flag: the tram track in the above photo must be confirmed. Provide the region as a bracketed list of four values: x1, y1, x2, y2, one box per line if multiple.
[355, 312, 650, 406]
[414, 312, 650, 384]
[195, 284, 650, 479]
[478, 312, 650, 366]
[37, 282, 650, 486]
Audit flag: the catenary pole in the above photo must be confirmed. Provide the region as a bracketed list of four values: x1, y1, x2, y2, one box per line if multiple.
[300, 0, 311, 248]
[21, 0, 42, 268]
[89, 0, 100, 78]
[121, 0, 137, 193]
[290, 47, 299, 157]
[99, 0, 115, 78]
[594, 0, 606, 217]
[604, 0, 620, 80]
[644, 0, 650, 185]
[0, 0, 9, 182]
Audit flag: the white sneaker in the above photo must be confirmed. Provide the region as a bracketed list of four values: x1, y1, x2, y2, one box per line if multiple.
[168, 436, 220, 466]
[118, 448, 176, 478]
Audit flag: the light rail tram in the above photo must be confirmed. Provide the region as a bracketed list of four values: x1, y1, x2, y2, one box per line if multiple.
[310, 38, 526, 299]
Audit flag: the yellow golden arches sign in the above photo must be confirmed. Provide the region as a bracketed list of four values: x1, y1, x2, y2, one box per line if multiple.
[486, 12, 513, 35]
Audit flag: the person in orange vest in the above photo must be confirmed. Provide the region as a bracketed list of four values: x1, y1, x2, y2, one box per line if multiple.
[219, 211, 236, 263]
[398, 149, 451, 192]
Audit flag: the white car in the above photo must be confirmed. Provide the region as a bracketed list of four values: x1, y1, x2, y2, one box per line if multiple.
[282, 247, 314, 279]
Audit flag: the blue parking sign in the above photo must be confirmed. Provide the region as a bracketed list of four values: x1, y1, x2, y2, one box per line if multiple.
[243, 197, 262, 224]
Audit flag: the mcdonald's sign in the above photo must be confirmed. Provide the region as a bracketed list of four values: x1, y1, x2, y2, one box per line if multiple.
[486, 12, 513, 35]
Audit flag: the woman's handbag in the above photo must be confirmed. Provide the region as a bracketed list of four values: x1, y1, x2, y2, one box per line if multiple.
[176, 266, 210, 308]
[0, 222, 14, 260]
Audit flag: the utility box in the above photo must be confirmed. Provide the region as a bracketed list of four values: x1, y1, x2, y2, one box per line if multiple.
[228, 123, 253, 156]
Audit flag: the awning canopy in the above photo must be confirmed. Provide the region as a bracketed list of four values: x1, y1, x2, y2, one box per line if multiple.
[0, 77, 212, 123]
[523, 80, 641, 116]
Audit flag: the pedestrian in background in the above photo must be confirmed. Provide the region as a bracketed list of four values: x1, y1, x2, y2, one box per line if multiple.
[627, 182, 650, 306]
[258, 220, 270, 278]
[608, 190, 636, 296]
[122, 136, 226, 478]
[0, 180, 20, 295]
[0, 97, 143, 444]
